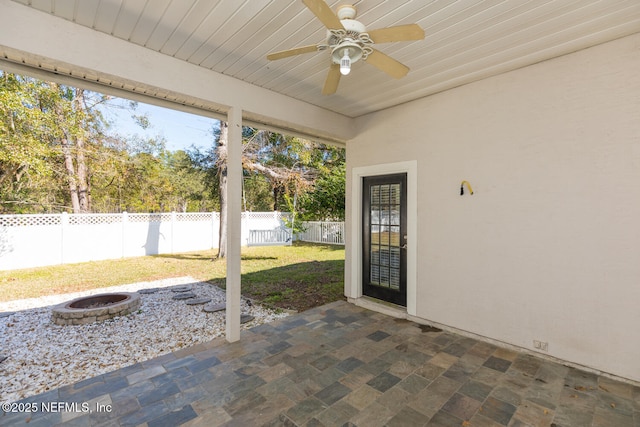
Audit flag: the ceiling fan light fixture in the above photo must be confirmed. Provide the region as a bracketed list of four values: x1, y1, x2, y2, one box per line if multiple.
[267, 0, 425, 94]
[332, 42, 362, 75]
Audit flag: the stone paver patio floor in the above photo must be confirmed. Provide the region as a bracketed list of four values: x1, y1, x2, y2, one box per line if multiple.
[2, 300, 639, 426]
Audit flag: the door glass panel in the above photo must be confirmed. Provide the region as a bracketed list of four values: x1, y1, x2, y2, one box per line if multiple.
[380, 184, 390, 205]
[379, 247, 390, 266]
[390, 226, 400, 246]
[371, 186, 379, 205]
[390, 247, 400, 269]
[381, 207, 390, 225]
[390, 207, 400, 226]
[390, 268, 400, 289]
[367, 180, 403, 292]
[371, 265, 380, 284]
[371, 249, 380, 266]
[380, 267, 390, 284]
[390, 184, 400, 205]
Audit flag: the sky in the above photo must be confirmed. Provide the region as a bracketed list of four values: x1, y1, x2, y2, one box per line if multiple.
[101, 98, 219, 152]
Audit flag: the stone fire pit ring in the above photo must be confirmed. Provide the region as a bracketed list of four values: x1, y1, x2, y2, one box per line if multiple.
[52, 292, 141, 325]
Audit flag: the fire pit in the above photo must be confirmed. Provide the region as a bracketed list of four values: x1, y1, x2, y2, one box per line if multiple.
[52, 292, 141, 325]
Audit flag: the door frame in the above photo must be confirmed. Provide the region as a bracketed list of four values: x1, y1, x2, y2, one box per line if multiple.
[362, 173, 407, 306]
[349, 161, 417, 316]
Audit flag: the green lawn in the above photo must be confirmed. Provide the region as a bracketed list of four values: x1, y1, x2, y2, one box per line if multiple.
[0, 242, 345, 312]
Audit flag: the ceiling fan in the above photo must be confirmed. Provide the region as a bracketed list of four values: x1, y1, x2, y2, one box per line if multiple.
[266, 0, 425, 95]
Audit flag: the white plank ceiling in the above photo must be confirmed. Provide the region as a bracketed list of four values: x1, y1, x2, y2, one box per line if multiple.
[8, 0, 640, 118]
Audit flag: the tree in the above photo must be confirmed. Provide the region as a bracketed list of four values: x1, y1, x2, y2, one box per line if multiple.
[216, 121, 230, 259]
[0, 74, 114, 213]
[241, 172, 272, 211]
[213, 125, 315, 258]
[299, 145, 345, 220]
[0, 74, 48, 211]
[45, 83, 94, 213]
[165, 150, 209, 212]
[0, 72, 346, 219]
[242, 129, 315, 211]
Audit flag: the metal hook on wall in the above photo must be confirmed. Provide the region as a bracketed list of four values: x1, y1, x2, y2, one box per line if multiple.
[460, 180, 474, 196]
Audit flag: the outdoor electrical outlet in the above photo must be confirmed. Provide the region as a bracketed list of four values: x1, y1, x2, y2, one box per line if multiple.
[533, 340, 548, 351]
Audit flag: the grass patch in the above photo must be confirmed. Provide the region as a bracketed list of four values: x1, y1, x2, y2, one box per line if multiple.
[0, 242, 345, 312]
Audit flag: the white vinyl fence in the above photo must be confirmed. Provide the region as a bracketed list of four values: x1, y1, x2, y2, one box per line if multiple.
[0, 212, 286, 270]
[0, 212, 345, 271]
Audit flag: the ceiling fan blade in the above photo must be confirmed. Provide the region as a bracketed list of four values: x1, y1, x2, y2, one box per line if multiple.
[364, 49, 410, 79]
[322, 63, 341, 95]
[267, 45, 319, 61]
[368, 24, 425, 44]
[302, 0, 344, 30]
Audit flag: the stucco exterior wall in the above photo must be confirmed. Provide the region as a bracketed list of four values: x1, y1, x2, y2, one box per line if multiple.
[347, 32, 640, 382]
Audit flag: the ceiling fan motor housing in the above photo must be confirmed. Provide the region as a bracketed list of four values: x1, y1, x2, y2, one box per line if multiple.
[326, 17, 367, 43]
[341, 18, 366, 34]
[336, 5, 357, 20]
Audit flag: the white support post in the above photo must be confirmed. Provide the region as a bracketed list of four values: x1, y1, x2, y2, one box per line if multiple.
[226, 107, 243, 343]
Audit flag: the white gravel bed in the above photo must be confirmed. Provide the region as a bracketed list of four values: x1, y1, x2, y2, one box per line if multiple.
[0, 277, 289, 404]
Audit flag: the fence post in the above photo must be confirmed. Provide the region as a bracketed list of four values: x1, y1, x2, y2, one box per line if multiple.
[60, 212, 68, 265]
[171, 211, 176, 254]
[122, 211, 128, 258]
[211, 211, 216, 249]
[242, 212, 248, 246]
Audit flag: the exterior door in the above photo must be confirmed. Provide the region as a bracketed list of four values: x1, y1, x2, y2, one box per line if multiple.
[362, 174, 407, 306]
